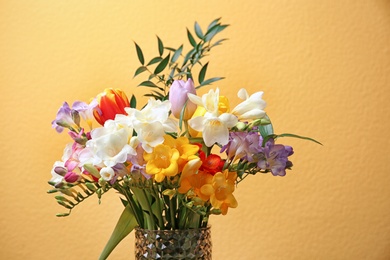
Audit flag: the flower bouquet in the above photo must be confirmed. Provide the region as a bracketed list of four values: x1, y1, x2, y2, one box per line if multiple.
[48, 18, 320, 259]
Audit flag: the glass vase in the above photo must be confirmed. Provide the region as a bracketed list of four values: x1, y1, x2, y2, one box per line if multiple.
[134, 226, 212, 259]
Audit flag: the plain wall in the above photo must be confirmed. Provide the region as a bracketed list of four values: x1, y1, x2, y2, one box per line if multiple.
[1, 1, 390, 259]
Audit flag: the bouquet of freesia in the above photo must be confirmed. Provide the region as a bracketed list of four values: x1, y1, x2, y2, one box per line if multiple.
[48, 18, 320, 259]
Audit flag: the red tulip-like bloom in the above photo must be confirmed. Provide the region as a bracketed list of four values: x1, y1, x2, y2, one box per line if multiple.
[93, 88, 130, 125]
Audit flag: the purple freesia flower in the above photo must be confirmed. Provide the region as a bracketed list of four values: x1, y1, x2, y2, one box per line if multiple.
[257, 139, 294, 176]
[221, 131, 260, 162]
[52, 102, 77, 133]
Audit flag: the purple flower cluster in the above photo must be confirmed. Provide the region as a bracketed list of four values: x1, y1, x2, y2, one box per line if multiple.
[222, 131, 294, 176]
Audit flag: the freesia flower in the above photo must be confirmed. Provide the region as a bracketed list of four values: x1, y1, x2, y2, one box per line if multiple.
[85, 120, 136, 168]
[256, 139, 294, 176]
[198, 147, 224, 175]
[163, 135, 199, 171]
[221, 131, 261, 162]
[169, 79, 197, 119]
[231, 88, 266, 120]
[52, 102, 79, 133]
[72, 99, 98, 129]
[200, 170, 238, 215]
[93, 88, 130, 125]
[100, 167, 115, 181]
[125, 99, 177, 152]
[144, 143, 180, 182]
[188, 88, 238, 147]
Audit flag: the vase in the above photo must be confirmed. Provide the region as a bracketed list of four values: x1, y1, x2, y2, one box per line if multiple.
[134, 226, 212, 259]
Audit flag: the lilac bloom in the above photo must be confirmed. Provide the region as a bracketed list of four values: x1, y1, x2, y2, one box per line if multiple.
[257, 139, 294, 176]
[222, 131, 260, 162]
[72, 99, 98, 129]
[52, 102, 77, 133]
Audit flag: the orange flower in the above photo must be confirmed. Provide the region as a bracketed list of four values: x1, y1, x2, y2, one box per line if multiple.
[93, 88, 130, 125]
[200, 170, 238, 215]
[178, 157, 215, 202]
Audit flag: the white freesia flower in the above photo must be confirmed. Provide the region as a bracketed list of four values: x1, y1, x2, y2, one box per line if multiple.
[85, 120, 136, 167]
[188, 88, 220, 116]
[188, 88, 238, 147]
[231, 88, 266, 120]
[124, 99, 178, 152]
[100, 167, 115, 181]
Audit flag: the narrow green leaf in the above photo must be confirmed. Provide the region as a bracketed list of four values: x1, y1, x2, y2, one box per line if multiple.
[207, 17, 222, 31]
[154, 53, 170, 74]
[157, 36, 164, 56]
[198, 62, 208, 84]
[171, 45, 183, 63]
[133, 66, 147, 78]
[165, 47, 177, 52]
[194, 21, 204, 39]
[182, 48, 196, 67]
[134, 42, 144, 65]
[138, 80, 164, 91]
[187, 28, 197, 47]
[211, 38, 228, 48]
[275, 133, 323, 145]
[147, 57, 163, 66]
[130, 94, 137, 108]
[205, 24, 229, 42]
[198, 77, 225, 88]
[99, 205, 138, 260]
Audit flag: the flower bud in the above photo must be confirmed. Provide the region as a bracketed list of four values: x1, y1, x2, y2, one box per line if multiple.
[54, 166, 68, 176]
[64, 172, 79, 183]
[169, 79, 197, 119]
[93, 88, 130, 125]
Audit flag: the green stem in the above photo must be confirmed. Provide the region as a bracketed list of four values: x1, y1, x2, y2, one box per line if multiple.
[169, 198, 176, 230]
[151, 186, 165, 229]
[117, 185, 143, 228]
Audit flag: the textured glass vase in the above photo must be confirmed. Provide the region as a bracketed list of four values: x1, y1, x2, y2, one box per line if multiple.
[134, 226, 212, 259]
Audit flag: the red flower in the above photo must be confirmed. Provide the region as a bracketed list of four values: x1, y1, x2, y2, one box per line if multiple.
[196, 144, 224, 175]
[93, 88, 130, 125]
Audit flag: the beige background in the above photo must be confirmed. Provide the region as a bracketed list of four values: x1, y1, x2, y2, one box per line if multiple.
[1, 1, 390, 259]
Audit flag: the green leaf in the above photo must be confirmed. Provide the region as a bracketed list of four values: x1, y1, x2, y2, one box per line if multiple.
[138, 80, 164, 91]
[194, 21, 204, 39]
[198, 77, 225, 88]
[165, 47, 177, 52]
[154, 53, 170, 74]
[130, 94, 136, 108]
[198, 62, 208, 84]
[134, 42, 144, 65]
[258, 115, 274, 139]
[205, 24, 229, 42]
[99, 205, 138, 260]
[207, 17, 222, 31]
[147, 57, 163, 66]
[274, 133, 323, 145]
[133, 66, 147, 78]
[171, 45, 183, 63]
[187, 28, 197, 47]
[211, 38, 228, 48]
[157, 36, 164, 56]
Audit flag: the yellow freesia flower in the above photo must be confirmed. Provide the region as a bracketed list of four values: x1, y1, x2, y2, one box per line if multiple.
[144, 143, 180, 182]
[200, 170, 238, 215]
[163, 135, 199, 171]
